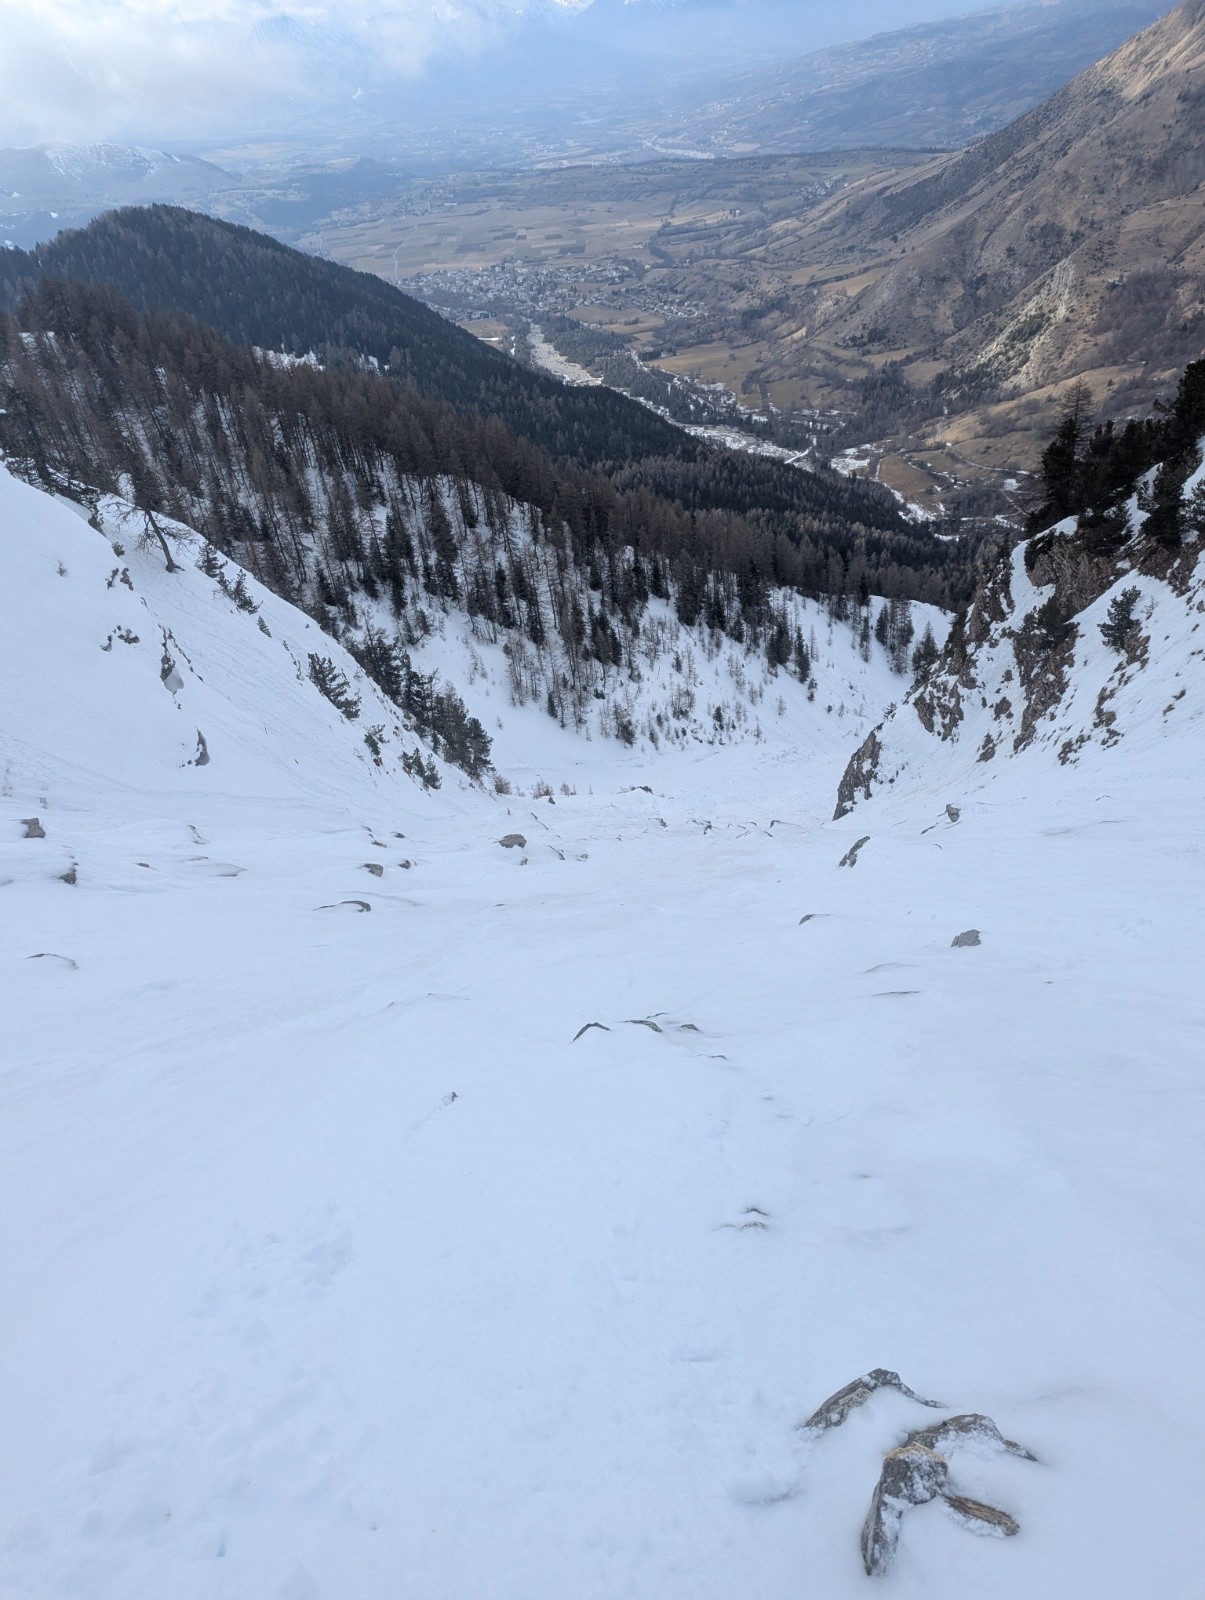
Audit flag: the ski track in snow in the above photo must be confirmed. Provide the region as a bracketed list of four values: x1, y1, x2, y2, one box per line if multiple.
[1, 466, 1203, 1599]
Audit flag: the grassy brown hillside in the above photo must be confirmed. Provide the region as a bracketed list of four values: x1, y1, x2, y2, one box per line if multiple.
[738, 0, 1205, 495]
[316, 1, 1202, 517]
[660, 0, 1170, 156]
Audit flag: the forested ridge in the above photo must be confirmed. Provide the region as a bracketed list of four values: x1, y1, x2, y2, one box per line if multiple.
[2, 279, 934, 602]
[0, 213, 989, 769]
[0, 205, 989, 609]
[0, 206, 699, 474]
[0, 279, 941, 764]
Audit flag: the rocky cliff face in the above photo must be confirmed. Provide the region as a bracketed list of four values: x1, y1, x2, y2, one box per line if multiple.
[834, 458, 1205, 815]
[822, 0, 1205, 397]
[728, 0, 1205, 486]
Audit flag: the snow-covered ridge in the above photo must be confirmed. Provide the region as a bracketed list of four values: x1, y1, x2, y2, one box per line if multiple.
[0, 451, 943, 823]
[834, 459, 1205, 815]
[0, 143, 225, 208]
[0, 464, 458, 824]
[44, 145, 184, 183]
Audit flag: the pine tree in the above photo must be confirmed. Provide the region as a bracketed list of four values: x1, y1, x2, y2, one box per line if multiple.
[1078, 498, 1130, 556]
[793, 627, 811, 683]
[1185, 480, 1205, 538]
[1141, 462, 1186, 548]
[228, 571, 259, 613]
[1031, 382, 1093, 528]
[308, 654, 361, 719]
[1099, 587, 1141, 652]
[911, 623, 940, 681]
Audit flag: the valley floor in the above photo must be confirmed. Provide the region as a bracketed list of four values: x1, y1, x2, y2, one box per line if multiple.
[3, 726, 1203, 1598]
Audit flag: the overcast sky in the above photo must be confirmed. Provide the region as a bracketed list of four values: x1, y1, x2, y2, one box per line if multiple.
[0, 0, 1135, 148]
[0, 0, 1145, 148]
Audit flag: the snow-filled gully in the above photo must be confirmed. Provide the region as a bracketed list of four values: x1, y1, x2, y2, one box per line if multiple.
[2, 467, 1203, 1599]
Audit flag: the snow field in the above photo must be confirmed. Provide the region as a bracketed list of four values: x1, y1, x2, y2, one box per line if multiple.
[1, 466, 1203, 1599]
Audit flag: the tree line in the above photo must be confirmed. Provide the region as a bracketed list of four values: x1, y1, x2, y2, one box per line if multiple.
[1028, 362, 1205, 550]
[0, 205, 988, 608]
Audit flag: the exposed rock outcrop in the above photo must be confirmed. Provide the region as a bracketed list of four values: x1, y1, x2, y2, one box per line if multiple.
[834, 474, 1205, 816]
[801, 1368, 943, 1434]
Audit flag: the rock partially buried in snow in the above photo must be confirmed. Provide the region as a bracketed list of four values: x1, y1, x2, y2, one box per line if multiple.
[943, 1493, 1022, 1537]
[862, 1442, 950, 1575]
[838, 835, 870, 869]
[362, 862, 384, 877]
[951, 929, 982, 948]
[21, 817, 46, 839]
[903, 1412, 1036, 1463]
[860, 1429, 1026, 1575]
[946, 804, 961, 823]
[498, 833, 527, 850]
[800, 1373, 1032, 1576]
[572, 1022, 611, 1042]
[801, 1368, 943, 1434]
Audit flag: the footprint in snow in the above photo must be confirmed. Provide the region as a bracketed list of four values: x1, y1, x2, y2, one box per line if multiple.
[185, 857, 245, 878]
[574, 1015, 709, 1042]
[718, 1206, 771, 1233]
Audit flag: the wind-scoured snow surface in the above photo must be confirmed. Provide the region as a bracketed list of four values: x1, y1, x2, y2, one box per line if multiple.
[2, 463, 1203, 1598]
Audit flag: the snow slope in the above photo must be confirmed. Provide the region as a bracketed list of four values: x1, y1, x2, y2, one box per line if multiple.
[2, 463, 1203, 1599]
[0, 470, 461, 824]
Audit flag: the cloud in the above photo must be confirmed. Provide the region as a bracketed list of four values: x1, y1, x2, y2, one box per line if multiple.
[0, 0, 555, 145]
[0, 0, 1022, 148]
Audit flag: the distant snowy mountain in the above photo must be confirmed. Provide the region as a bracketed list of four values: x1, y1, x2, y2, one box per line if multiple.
[0, 143, 226, 204]
[0, 144, 228, 248]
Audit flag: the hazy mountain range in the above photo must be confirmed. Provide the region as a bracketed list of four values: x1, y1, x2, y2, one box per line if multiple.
[1, 0, 1177, 249]
[746, 0, 1205, 433]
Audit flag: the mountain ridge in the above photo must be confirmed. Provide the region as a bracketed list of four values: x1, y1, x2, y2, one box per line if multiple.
[681, 0, 1205, 498]
[655, 0, 1173, 155]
